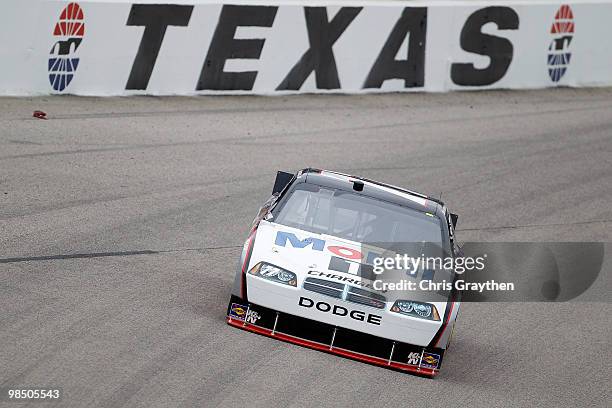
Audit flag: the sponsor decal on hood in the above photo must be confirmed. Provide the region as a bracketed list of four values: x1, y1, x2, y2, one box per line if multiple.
[257, 222, 385, 284]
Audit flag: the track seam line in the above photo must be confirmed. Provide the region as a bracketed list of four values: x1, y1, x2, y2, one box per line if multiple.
[458, 219, 612, 232]
[0, 245, 241, 264]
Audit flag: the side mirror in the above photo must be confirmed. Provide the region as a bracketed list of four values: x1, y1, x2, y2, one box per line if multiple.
[272, 171, 294, 194]
[450, 213, 459, 228]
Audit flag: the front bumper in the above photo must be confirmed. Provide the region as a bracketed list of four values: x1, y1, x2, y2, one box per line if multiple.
[226, 294, 445, 378]
[245, 272, 442, 346]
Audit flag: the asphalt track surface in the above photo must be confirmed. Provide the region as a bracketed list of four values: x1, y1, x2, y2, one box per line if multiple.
[1, 89, 610, 408]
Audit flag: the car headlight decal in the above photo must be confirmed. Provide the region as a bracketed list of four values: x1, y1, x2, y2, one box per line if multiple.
[249, 262, 297, 287]
[391, 300, 440, 321]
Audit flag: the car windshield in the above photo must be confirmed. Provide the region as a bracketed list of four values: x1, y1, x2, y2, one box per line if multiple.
[272, 183, 443, 245]
[272, 182, 453, 302]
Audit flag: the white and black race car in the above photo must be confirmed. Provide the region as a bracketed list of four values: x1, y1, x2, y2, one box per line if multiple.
[227, 169, 461, 377]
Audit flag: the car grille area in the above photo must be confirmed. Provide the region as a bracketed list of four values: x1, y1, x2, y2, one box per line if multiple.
[346, 286, 386, 309]
[303, 277, 344, 299]
[303, 276, 387, 309]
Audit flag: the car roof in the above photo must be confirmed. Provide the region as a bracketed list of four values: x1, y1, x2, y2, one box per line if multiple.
[296, 168, 444, 214]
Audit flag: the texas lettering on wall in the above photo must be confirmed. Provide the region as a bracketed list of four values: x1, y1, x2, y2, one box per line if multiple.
[123, 4, 519, 91]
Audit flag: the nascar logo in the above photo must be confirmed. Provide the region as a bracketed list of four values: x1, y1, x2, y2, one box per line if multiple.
[48, 2, 85, 92]
[547, 5, 574, 83]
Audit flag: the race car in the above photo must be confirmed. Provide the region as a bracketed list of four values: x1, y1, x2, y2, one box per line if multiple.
[226, 168, 461, 377]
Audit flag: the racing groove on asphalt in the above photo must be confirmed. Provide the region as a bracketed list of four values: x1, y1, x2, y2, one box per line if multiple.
[0, 89, 610, 408]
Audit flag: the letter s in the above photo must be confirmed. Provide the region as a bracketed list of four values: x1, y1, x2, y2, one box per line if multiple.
[451, 7, 519, 86]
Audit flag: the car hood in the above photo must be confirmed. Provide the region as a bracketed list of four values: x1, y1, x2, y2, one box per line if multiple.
[244, 220, 449, 346]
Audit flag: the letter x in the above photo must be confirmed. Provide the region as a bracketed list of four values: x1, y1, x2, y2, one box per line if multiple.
[276, 7, 362, 90]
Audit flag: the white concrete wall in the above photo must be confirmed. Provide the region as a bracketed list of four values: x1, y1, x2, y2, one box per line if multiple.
[0, 0, 609, 95]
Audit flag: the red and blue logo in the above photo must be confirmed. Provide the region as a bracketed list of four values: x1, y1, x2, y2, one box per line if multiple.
[48, 3, 85, 92]
[547, 5, 574, 83]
